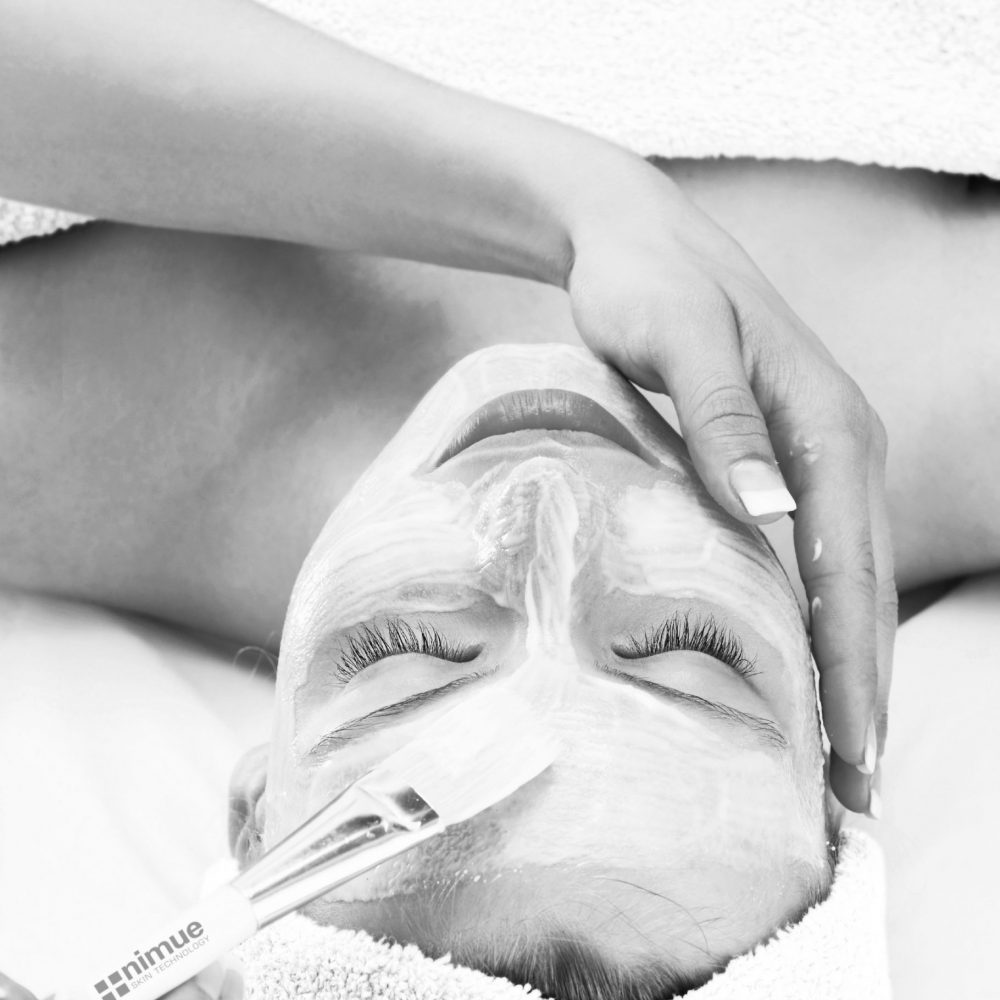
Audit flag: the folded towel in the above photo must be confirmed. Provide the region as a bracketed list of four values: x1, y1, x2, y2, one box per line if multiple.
[237, 827, 890, 999]
[4, 0, 997, 246]
[261, 0, 1000, 179]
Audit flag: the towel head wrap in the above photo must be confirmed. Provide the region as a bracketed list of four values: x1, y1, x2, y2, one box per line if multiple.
[237, 827, 889, 999]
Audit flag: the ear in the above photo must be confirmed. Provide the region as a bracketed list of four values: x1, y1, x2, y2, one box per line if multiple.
[228, 743, 270, 868]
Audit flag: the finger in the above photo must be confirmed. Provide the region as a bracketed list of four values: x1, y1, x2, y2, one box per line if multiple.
[868, 415, 897, 759]
[641, 284, 797, 527]
[786, 408, 879, 807]
[829, 749, 872, 816]
[830, 753, 882, 820]
[0, 972, 39, 1000]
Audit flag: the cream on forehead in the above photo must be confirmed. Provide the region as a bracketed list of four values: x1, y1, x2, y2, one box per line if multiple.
[481, 456, 591, 712]
[299, 679, 804, 903]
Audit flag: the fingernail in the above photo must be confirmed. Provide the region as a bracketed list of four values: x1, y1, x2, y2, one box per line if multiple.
[856, 716, 877, 776]
[730, 460, 797, 517]
[866, 785, 882, 821]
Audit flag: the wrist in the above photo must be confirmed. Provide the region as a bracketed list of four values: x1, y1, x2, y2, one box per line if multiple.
[438, 107, 662, 290]
[542, 142, 678, 288]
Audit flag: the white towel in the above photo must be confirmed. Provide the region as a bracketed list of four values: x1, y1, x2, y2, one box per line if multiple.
[4, 0, 998, 246]
[237, 828, 890, 1000]
[261, 0, 1000, 179]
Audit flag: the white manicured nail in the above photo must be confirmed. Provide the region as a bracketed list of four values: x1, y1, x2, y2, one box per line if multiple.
[856, 717, 878, 776]
[866, 787, 882, 821]
[730, 461, 797, 516]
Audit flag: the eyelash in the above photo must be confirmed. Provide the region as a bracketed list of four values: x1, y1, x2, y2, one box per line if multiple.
[337, 612, 757, 680]
[335, 617, 478, 681]
[614, 612, 759, 678]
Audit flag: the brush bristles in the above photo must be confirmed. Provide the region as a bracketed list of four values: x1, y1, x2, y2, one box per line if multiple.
[371, 687, 559, 826]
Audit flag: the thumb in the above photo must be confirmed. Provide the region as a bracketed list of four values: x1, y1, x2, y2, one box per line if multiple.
[658, 307, 795, 524]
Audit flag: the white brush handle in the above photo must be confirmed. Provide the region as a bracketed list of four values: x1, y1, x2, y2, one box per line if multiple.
[61, 884, 256, 1000]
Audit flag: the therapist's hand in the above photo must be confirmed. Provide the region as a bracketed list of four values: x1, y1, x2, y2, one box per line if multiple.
[563, 161, 895, 816]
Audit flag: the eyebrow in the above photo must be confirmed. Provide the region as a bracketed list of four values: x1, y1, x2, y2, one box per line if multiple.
[305, 657, 787, 758]
[599, 664, 788, 750]
[305, 672, 486, 758]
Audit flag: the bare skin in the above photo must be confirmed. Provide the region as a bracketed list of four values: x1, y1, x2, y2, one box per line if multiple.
[1, 158, 996, 637]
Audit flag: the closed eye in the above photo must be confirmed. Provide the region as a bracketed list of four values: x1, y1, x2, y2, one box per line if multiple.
[335, 617, 480, 681]
[614, 611, 759, 679]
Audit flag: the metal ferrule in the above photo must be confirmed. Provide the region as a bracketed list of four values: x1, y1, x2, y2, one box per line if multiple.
[231, 768, 440, 927]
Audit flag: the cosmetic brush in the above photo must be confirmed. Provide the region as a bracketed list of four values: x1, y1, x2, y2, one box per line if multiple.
[63, 687, 558, 1000]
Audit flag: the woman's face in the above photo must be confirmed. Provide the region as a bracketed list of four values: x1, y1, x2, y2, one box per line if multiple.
[264, 344, 830, 996]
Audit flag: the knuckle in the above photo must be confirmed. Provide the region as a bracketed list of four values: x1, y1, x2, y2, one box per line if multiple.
[685, 375, 768, 445]
[808, 376, 887, 461]
[654, 281, 737, 352]
[832, 380, 873, 438]
[807, 537, 878, 597]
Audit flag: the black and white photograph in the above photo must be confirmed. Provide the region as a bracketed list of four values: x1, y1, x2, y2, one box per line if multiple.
[1, 2, 998, 998]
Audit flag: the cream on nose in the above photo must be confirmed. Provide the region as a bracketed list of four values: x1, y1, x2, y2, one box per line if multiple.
[473, 456, 609, 709]
[477, 457, 588, 639]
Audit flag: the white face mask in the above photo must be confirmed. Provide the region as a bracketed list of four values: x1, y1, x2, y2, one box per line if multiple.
[267, 343, 829, 979]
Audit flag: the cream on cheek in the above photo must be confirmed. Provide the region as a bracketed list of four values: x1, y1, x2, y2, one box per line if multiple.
[270, 481, 503, 832]
[605, 481, 806, 654]
[286, 479, 483, 641]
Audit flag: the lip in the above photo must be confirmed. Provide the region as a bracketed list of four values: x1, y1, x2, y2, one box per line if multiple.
[430, 389, 656, 469]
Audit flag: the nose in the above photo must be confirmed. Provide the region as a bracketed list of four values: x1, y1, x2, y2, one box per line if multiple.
[469, 459, 607, 716]
[476, 457, 596, 640]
